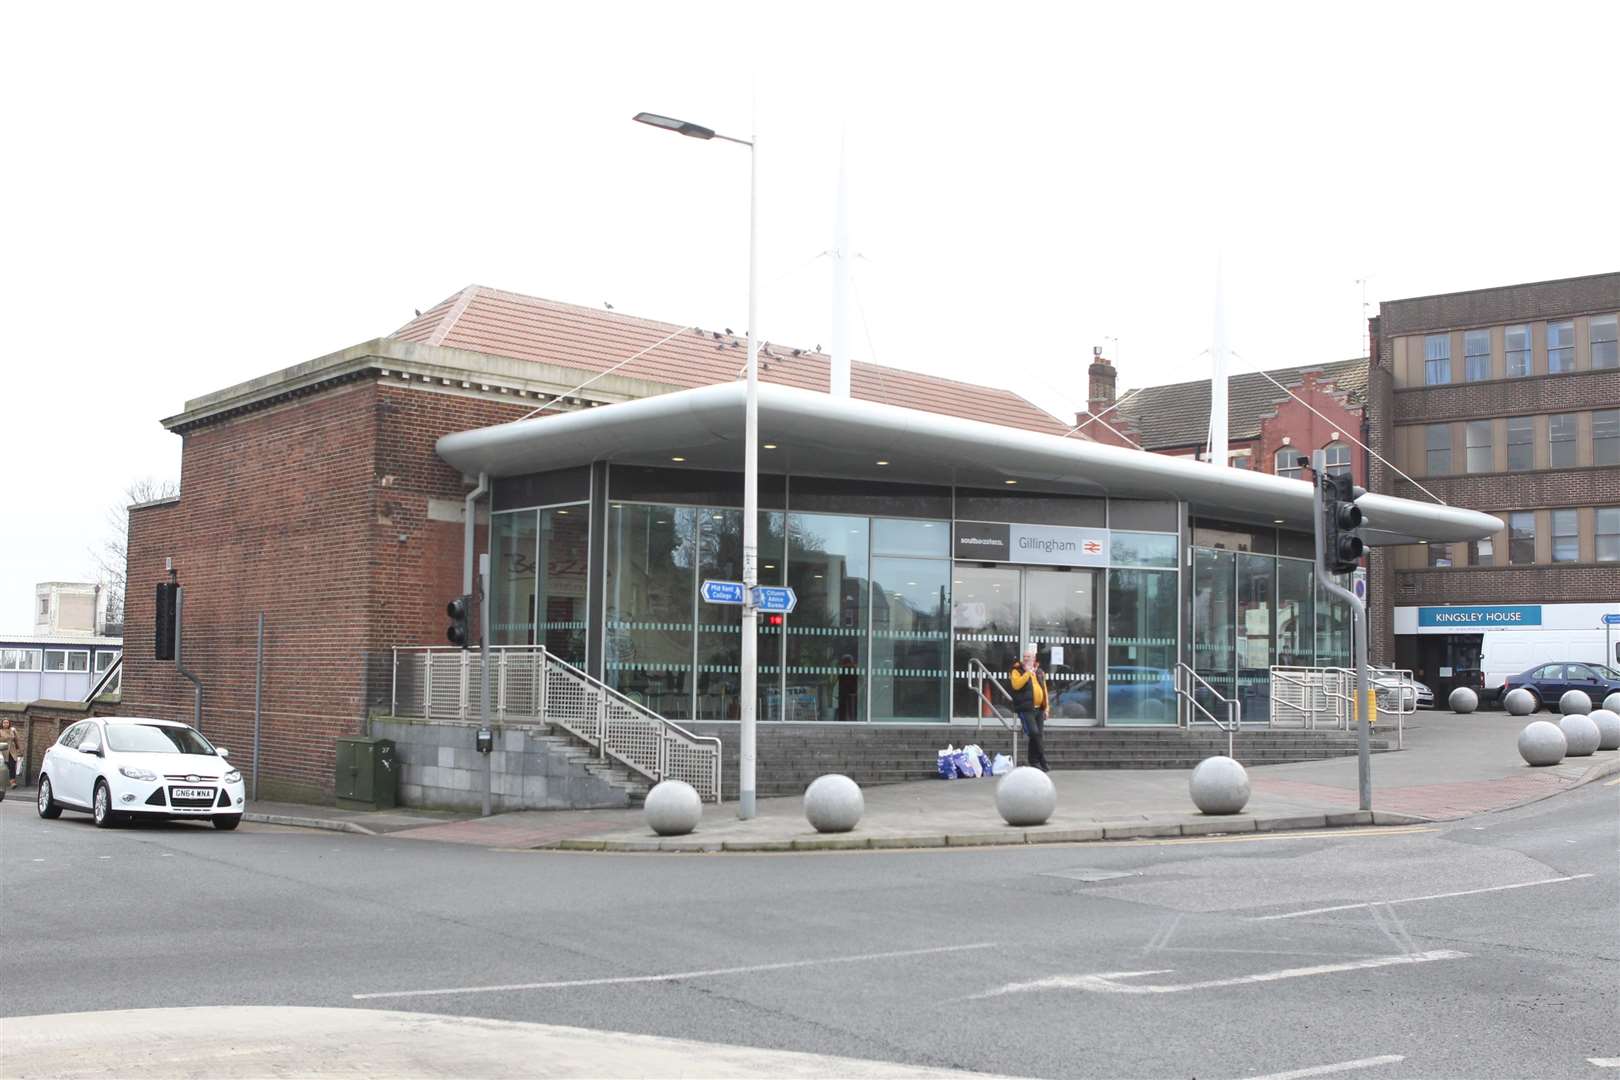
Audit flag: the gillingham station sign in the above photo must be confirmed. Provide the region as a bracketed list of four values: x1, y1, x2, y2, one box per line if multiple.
[1416, 605, 1542, 628]
[953, 522, 1109, 567]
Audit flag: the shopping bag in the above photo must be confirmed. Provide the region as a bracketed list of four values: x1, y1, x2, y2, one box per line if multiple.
[953, 750, 978, 778]
[990, 753, 1013, 776]
[936, 747, 958, 780]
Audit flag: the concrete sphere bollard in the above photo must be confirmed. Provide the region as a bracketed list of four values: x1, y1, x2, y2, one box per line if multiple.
[803, 774, 864, 833]
[1560, 689, 1593, 716]
[1517, 721, 1567, 766]
[1604, 692, 1620, 715]
[1559, 714, 1601, 757]
[643, 780, 703, 836]
[1189, 755, 1251, 815]
[1589, 709, 1620, 752]
[995, 766, 1056, 827]
[1448, 687, 1479, 714]
[1504, 687, 1537, 716]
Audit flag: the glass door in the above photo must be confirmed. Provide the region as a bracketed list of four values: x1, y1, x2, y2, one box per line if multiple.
[1027, 570, 1099, 725]
[951, 566, 1021, 719]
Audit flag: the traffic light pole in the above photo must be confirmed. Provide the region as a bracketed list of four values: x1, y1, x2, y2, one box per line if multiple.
[479, 552, 492, 819]
[1312, 450, 1372, 812]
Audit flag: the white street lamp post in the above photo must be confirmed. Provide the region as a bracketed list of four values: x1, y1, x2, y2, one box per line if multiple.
[634, 111, 761, 819]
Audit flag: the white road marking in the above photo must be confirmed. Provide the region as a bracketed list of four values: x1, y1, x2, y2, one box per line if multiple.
[354, 941, 998, 1001]
[1590, 1058, 1620, 1067]
[1253, 874, 1595, 920]
[97, 855, 111, 860]
[1239, 1054, 1405, 1080]
[970, 950, 1467, 998]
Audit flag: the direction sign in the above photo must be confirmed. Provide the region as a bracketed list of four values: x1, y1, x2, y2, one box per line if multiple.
[1603, 613, 1620, 626]
[751, 585, 798, 613]
[701, 580, 746, 605]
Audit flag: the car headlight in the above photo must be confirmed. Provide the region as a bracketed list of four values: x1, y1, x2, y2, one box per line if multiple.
[119, 766, 158, 782]
[224, 770, 242, 784]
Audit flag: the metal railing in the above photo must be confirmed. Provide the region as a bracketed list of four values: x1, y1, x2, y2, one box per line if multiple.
[1174, 662, 1239, 760]
[1270, 665, 1410, 749]
[392, 646, 723, 802]
[964, 657, 1019, 763]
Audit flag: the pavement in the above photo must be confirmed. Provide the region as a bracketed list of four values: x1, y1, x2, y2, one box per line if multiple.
[228, 713, 1620, 852]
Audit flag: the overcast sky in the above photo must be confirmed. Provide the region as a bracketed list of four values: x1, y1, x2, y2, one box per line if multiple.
[3, 1, 1616, 629]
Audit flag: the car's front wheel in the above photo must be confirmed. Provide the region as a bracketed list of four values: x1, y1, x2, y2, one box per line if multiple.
[92, 780, 118, 828]
[37, 775, 62, 819]
[212, 814, 241, 831]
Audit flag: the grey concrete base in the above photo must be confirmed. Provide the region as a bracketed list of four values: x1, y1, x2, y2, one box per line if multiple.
[374, 718, 635, 812]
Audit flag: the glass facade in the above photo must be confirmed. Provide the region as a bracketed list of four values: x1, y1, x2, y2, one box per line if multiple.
[484, 469, 1387, 730]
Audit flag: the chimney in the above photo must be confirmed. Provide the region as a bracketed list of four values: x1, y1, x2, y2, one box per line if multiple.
[1087, 345, 1116, 413]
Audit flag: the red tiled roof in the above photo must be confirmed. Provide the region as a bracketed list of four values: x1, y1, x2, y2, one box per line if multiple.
[390, 286, 1072, 436]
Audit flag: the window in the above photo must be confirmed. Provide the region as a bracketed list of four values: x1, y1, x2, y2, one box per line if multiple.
[1593, 315, 1619, 370]
[1505, 325, 1531, 377]
[1595, 410, 1620, 467]
[1506, 416, 1534, 471]
[1468, 536, 1494, 566]
[66, 651, 89, 672]
[1110, 532, 1178, 567]
[1548, 413, 1579, 468]
[1548, 321, 1575, 373]
[1464, 330, 1491, 381]
[1551, 509, 1579, 563]
[1423, 334, 1451, 384]
[59, 722, 87, 749]
[1322, 442, 1351, 478]
[1536, 664, 1564, 680]
[94, 650, 120, 673]
[1427, 544, 1453, 568]
[105, 723, 218, 755]
[1509, 512, 1536, 565]
[1466, 420, 1493, 473]
[1598, 508, 1620, 562]
[44, 650, 66, 672]
[1425, 425, 1452, 474]
[0, 649, 42, 671]
[1274, 448, 1303, 480]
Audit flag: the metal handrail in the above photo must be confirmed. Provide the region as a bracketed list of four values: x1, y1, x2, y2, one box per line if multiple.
[964, 657, 1019, 764]
[390, 645, 723, 802]
[1174, 662, 1238, 759]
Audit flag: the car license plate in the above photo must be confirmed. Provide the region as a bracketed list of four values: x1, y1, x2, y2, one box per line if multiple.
[172, 787, 213, 800]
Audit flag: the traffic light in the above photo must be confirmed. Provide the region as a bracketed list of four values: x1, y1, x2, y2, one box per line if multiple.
[1322, 473, 1366, 575]
[446, 595, 471, 648]
[154, 582, 177, 661]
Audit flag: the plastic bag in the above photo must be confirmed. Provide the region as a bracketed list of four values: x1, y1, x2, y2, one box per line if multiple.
[937, 746, 958, 780]
[991, 753, 1013, 776]
[964, 743, 993, 776]
[953, 750, 979, 778]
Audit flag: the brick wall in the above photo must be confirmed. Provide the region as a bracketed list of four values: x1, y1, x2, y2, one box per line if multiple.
[122, 379, 533, 802]
[1254, 373, 1367, 488]
[1391, 368, 1620, 425]
[1379, 273, 1620, 336]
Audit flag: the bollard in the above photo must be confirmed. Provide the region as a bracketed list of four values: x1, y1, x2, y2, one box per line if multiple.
[1448, 687, 1478, 714]
[1189, 756, 1250, 815]
[1517, 721, 1566, 766]
[996, 766, 1056, 827]
[644, 780, 703, 836]
[1559, 689, 1593, 716]
[1559, 714, 1600, 757]
[1588, 709, 1620, 751]
[803, 774, 864, 833]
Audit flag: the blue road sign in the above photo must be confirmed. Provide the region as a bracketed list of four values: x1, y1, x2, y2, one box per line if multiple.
[752, 585, 797, 613]
[701, 580, 746, 605]
[1603, 613, 1620, 626]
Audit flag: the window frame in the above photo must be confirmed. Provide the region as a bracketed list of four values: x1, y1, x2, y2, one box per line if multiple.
[1321, 442, 1352, 478]
[1508, 511, 1536, 565]
[1547, 320, 1575, 373]
[1550, 509, 1579, 564]
[1594, 409, 1620, 467]
[1274, 448, 1303, 480]
[1547, 413, 1579, 469]
[1465, 420, 1493, 474]
[0, 648, 43, 671]
[1423, 334, 1451, 385]
[1597, 507, 1620, 563]
[1504, 325, 1531, 377]
[1592, 314, 1619, 370]
[1424, 424, 1452, 475]
[1463, 329, 1491, 381]
[1506, 416, 1534, 471]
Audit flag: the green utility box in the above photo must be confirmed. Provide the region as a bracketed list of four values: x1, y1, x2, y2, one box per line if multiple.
[334, 736, 398, 810]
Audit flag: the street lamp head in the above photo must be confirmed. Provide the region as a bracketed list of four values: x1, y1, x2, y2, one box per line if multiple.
[633, 112, 715, 140]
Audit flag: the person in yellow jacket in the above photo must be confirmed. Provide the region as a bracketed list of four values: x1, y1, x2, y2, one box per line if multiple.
[1008, 646, 1051, 771]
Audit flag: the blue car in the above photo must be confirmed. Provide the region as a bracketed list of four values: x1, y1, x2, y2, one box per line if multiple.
[1501, 662, 1620, 712]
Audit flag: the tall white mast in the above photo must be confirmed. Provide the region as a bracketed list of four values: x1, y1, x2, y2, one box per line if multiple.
[830, 129, 852, 399]
[1209, 255, 1229, 466]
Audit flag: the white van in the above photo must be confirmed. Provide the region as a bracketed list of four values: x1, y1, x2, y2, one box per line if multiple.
[1480, 627, 1620, 700]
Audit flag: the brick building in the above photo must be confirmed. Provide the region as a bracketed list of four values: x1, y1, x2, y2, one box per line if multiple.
[122, 286, 1075, 802]
[1366, 271, 1620, 702]
[1077, 352, 1369, 488]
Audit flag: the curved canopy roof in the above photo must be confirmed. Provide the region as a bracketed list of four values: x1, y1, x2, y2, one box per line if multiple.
[438, 382, 1500, 547]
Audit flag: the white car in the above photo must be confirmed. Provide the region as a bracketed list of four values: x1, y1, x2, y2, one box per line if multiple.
[36, 717, 246, 830]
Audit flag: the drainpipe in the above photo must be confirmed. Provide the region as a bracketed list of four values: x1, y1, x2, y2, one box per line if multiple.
[463, 473, 489, 599]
